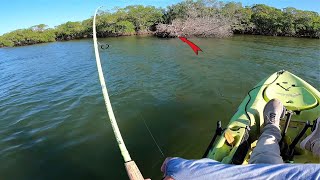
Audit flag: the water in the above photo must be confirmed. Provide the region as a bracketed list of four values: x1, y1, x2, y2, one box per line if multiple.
[0, 35, 319, 179]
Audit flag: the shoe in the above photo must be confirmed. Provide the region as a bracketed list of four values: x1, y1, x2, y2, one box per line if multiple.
[300, 118, 320, 152]
[263, 99, 285, 127]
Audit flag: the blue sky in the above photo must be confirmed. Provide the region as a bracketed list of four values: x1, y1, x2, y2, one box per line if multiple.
[0, 0, 319, 35]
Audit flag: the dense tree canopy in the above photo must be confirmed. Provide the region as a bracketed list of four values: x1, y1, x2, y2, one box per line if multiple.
[123, 5, 163, 31]
[0, 26, 56, 47]
[0, 5, 162, 47]
[0, 1, 319, 47]
[55, 21, 86, 40]
[158, 1, 319, 38]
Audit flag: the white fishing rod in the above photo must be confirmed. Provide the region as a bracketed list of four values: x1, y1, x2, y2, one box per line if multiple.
[92, 6, 144, 180]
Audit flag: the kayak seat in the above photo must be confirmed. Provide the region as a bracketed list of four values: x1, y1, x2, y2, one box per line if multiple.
[263, 83, 318, 111]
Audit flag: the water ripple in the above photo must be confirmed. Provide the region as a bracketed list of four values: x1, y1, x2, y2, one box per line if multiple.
[0, 36, 319, 179]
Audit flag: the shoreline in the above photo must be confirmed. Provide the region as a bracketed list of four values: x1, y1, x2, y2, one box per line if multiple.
[1, 32, 319, 49]
[1, 3, 319, 48]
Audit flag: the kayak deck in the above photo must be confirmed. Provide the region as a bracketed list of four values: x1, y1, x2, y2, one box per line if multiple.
[206, 70, 320, 164]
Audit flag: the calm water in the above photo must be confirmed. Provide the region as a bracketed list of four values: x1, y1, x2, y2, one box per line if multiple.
[0, 35, 319, 179]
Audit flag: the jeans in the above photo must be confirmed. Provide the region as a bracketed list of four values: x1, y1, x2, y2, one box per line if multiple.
[249, 123, 320, 164]
[249, 124, 283, 164]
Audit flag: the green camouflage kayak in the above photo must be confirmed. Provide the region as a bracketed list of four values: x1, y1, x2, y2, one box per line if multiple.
[204, 70, 320, 164]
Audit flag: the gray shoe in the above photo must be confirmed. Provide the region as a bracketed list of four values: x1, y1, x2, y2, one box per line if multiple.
[300, 118, 320, 153]
[263, 99, 285, 127]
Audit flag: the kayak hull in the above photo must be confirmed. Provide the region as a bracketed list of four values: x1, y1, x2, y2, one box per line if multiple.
[206, 70, 320, 164]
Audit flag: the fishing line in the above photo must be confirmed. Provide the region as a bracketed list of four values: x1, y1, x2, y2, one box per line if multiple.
[141, 115, 166, 158]
[217, 87, 242, 100]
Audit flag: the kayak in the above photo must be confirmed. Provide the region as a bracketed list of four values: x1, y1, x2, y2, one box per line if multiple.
[204, 70, 320, 164]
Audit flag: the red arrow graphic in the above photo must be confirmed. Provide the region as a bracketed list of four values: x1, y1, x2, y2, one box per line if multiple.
[179, 37, 202, 55]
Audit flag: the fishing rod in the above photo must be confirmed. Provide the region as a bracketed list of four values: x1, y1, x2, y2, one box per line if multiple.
[92, 6, 144, 180]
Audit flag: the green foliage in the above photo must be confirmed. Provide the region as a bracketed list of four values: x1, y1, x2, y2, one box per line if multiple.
[95, 12, 119, 34]
[123, 5, 163, 31]
[221, 2, 243, 17]
[0, 5, 163, 47]
[250, 4, 320, 37]
[0, 36, 14, 47]
[1, 2, 319, 47]
[0, 25, 56, 47]
[55, 21, 86, 40]
[220, 2, 254, 33]
[251, 4, 282, 35]
[163, 1, 319, 38]
[116, 20, 135, 33]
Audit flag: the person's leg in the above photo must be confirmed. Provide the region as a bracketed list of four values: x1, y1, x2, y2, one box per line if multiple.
[249, 124, 283, 164]
[300, 118, 320, 157]
[249, 99, 285, 164]
[311, 141, 320, 157]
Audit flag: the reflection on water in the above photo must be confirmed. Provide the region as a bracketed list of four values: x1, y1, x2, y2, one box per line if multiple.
[0, 35, 319, 179]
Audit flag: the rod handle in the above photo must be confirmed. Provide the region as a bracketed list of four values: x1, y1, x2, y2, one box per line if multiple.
[125, 161, 144, 180]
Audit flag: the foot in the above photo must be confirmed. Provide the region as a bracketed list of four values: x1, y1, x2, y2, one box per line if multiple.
[263, 99, 285, 127]
[300, 118, 320, 153]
